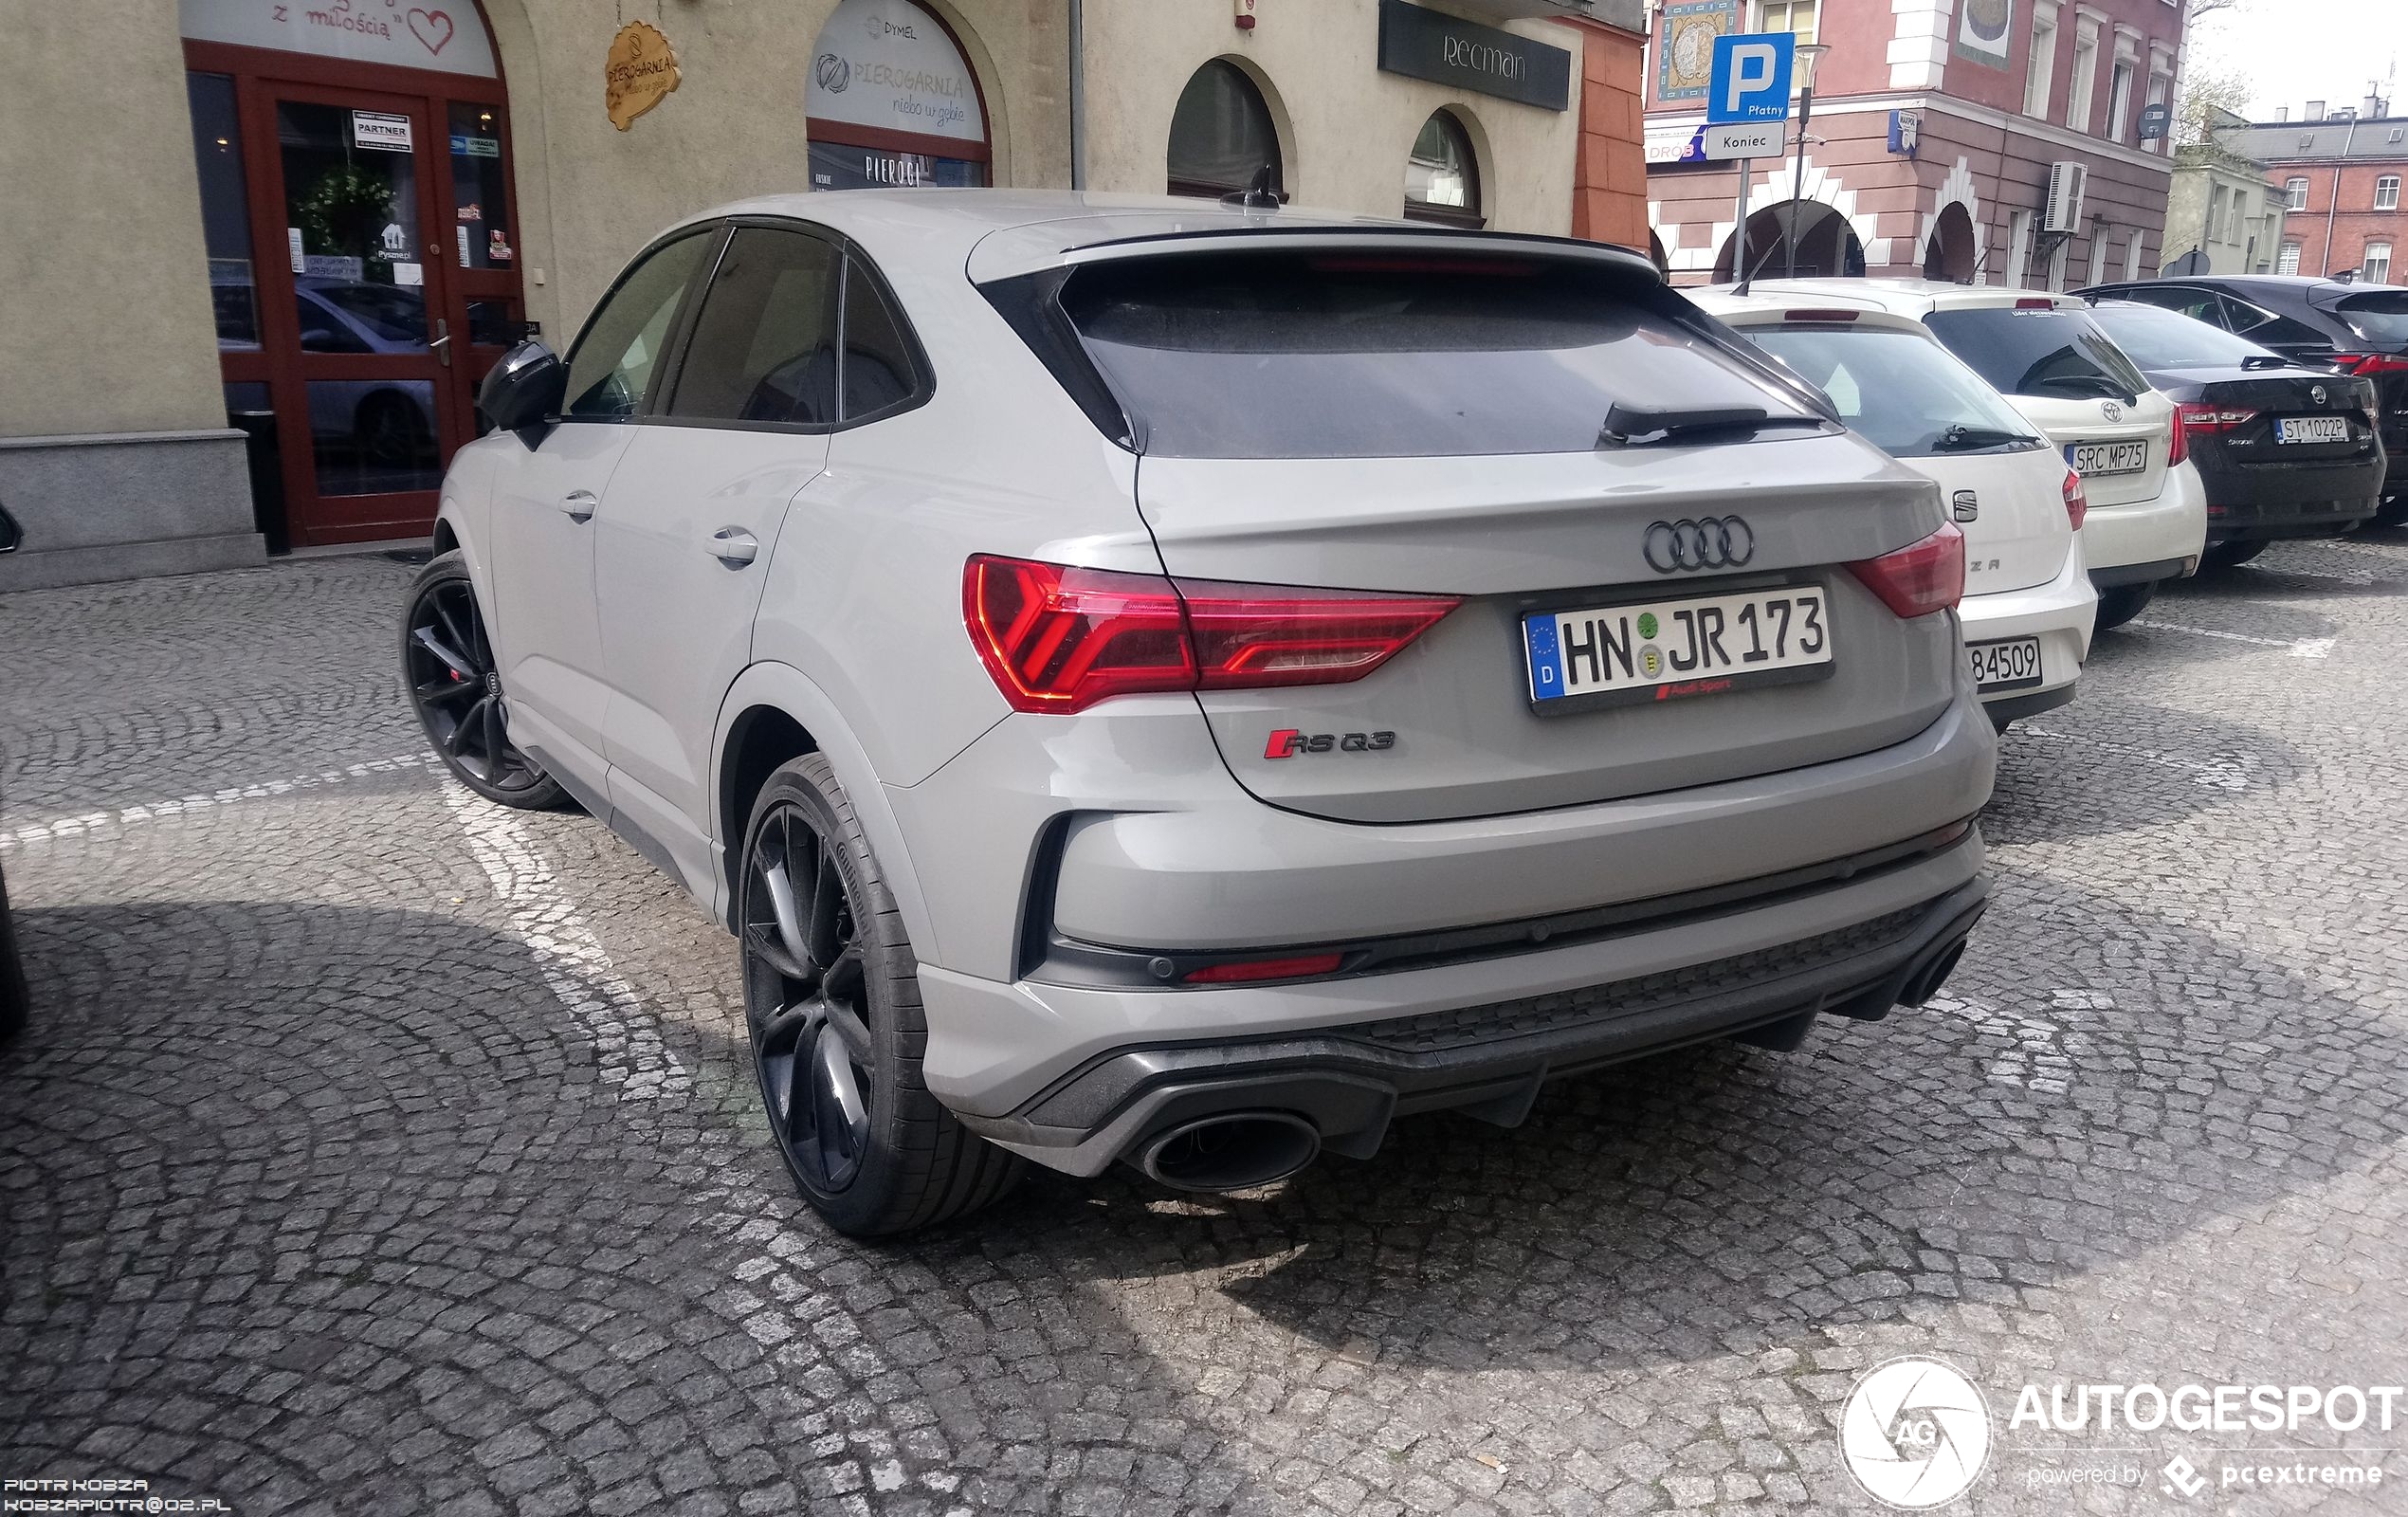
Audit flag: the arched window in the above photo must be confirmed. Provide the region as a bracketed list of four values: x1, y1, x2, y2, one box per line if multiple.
[1167, 61, 1281, 200]
[806, 0, 990, 191]
[1403, 111, 1482, 228]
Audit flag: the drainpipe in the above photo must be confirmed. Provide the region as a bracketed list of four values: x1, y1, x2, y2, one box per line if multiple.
[2321, 113, 2357, 275]
[1068, 0, 1086, 191]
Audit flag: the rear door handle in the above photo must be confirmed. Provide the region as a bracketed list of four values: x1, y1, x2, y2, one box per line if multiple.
[709, 528, 758, 566]
[561, 490, 597, 521]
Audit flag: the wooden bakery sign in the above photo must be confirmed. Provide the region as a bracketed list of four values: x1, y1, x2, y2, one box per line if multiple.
[605, 21, 680, 130]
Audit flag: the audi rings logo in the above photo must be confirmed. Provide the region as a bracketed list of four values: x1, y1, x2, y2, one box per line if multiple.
[1644, 516, 1755, 573]
[1839, 1356, 1993, 1508]
[815, 52, 851, 92]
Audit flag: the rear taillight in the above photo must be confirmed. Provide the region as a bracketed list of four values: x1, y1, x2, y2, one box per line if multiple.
[2173, 402, 2258, 466]
[963, 556, 1459, 714]
[1847, 522, 1964, 619]
[2334, 353, 2408, 377]
[2062, 467, 2089, 533]
[2166, 408, 2187, 466]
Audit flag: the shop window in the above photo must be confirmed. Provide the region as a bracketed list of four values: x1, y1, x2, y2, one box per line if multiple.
[2286, 177, 2310, 210]
[1403, 111, 1482, 228]
[2364, 242, 2393, 284]
[2377, 176, 2401, 211]
[805, 0, 991, 191]
[1168, 61, 1282, 200]
[2277, 241, 2303, 275]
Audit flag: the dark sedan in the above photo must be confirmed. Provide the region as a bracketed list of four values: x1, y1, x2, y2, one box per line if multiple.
[2082, 300, 2384, 567]
[2075, 275, 2408, 524]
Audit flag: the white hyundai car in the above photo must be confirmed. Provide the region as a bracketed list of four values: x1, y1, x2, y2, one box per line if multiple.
[1691, 293, 2095, 728]
[1715, 281, 2205, 631]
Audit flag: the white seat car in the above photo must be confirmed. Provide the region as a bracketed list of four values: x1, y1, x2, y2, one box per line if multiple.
[410, 192, 1996, 1235]
[1714, 280, 2205, 631]
[1691, 293, 2094, 728]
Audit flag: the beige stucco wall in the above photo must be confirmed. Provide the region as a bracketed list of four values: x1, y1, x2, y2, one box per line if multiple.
[1079, 0, 1580, 235]
[483, 0, 1072, 345]
[0, 0, 228, 438]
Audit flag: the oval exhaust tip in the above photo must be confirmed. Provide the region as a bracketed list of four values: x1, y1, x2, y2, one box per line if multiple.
[1137, 1112, 1321, 1193]
[1900, 941, 1967, 1007]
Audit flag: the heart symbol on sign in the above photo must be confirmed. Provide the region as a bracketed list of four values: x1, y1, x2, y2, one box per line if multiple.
[408, 8, 454, 55]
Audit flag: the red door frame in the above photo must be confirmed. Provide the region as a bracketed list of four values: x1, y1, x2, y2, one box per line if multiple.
[186, 21, 520, 547]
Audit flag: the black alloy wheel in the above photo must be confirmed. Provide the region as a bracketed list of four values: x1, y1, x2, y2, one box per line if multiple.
[402, 551, 566, 809]
[739, 755, 1020, 1236]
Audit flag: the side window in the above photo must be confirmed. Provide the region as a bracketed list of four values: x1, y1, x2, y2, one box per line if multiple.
[840, 257, 922, 420]
[666, 228, 841, 425]
[2225, 300, 2329, 350]
[564, 231, 716, 420]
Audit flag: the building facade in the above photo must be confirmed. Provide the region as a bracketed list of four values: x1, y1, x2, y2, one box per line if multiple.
[2161, 128, 2282, 276]
[1642, 0, 2185, 291]
[1, 0, 1647, 592]
[2218, 96, 2406, 283]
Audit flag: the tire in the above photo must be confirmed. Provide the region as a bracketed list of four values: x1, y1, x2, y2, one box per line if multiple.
[0, 862, 27, 1044]
[2092, 581, 2156, 632]
[2373, 497, 2408, 528]
[2201, 540, 2267, 570]
[401, 551, 568, 809]
[739, 754, 1022, 1236]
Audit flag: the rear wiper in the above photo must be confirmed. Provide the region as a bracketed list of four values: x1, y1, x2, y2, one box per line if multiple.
[1597, 403, 1825, 448]
[1933, 424, 2038, 452]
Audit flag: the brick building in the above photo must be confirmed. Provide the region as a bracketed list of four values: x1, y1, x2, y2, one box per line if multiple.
[1642, 0, 2186, 289]
[2218, 93, 2405, 284]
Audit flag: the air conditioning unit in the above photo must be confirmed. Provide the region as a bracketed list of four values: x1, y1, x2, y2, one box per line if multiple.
[2043, 161, 2089, 234]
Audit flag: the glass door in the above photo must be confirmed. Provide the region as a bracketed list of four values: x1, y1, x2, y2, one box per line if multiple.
[258, 84, 454, 543]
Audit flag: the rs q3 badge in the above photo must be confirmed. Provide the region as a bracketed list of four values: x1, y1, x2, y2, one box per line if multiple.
[1266, 729, 1396, 758]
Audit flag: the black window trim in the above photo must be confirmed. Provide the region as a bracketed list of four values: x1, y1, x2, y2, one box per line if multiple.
[555, 223, 726, 427]
[569, 214, 939, 437]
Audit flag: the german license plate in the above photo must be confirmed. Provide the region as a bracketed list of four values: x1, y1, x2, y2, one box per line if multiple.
[1966, 635, 2044, 692]
[2069, 440, 2148, 476]
[2276, 415, 2349, 444]
[1523, 586, 1833, 709]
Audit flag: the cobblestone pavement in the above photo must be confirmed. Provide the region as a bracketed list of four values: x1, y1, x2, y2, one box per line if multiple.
[4, 539, 2406, 1517]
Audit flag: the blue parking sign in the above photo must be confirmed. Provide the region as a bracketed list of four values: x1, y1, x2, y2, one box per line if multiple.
[1706, 32, 1795, 124]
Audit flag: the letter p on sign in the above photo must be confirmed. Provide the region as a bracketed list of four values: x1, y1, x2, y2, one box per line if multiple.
[1707, 31, 1795, 124]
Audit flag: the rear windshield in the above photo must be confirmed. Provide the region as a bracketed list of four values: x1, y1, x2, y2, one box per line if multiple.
[2333, 290, 2408, 344]
[1054, 251, 1814, 458]
[1741, 325, 2040, 458]
[1924, 306, 2148, 403]
[2086, 302, 2278, 370]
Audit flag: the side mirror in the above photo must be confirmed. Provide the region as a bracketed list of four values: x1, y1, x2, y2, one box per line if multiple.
[480, 339, 569, 434]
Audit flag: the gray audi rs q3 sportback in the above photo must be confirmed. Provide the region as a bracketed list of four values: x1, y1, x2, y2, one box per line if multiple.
[408, 191, 1996, 1234]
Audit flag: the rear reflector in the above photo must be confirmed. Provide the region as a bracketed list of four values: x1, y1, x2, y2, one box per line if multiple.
[2062, 467, 2089, 533]
[964, 556, 1458, 714]
[1183, 953, 1345, 984]
[1846, 521, 1965, 619]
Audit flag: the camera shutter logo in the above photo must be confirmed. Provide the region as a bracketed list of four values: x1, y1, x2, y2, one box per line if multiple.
[1838, 1355, 1992, 1508]
[816, 52, 852, 92]
[1644, 517, 1754, 574]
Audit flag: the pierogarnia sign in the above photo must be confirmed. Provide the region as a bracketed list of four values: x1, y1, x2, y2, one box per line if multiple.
[606, 21, 681, 131]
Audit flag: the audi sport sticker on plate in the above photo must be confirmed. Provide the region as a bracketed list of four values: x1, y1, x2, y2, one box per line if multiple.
[1523, 585, 1834, 711]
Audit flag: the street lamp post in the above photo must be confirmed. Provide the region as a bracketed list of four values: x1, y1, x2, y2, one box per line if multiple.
[1784, 44, 1830, 281]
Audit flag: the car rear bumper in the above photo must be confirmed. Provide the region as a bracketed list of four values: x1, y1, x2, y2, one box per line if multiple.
[2079, 460, 2206, 580]
[937, 847, 1989, 1177]
[2198, 472, 2382, 544]
[1960, 546, 2094, 714]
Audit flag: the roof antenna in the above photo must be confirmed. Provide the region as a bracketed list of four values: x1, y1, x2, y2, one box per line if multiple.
[1220, 163, 1286, 210]
[1731, 231, 1785, 297]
